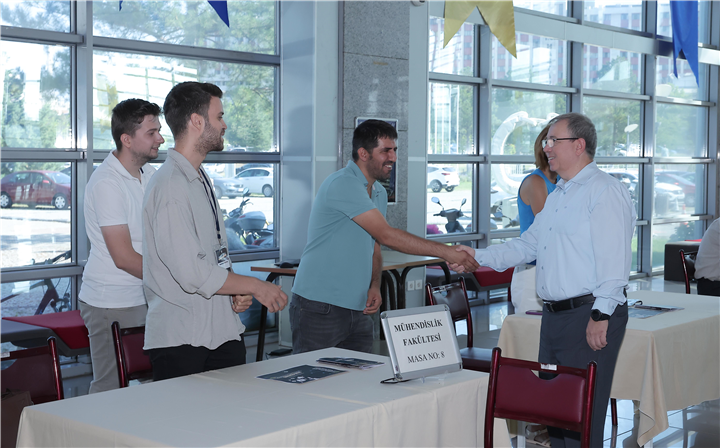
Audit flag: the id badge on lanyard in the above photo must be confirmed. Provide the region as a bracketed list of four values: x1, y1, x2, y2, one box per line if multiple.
[199, 169, 232, 271]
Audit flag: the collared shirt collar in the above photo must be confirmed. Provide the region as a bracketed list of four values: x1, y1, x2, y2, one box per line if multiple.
[556, 161, 599, 191]
[167, 148, 202, 182]
[106, 151, 145, 181]
[346, 160, 383, 196]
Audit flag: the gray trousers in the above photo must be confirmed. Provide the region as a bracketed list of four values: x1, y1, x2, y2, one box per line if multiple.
[79, 301, 147, 394]
[538, 302, 628, 448]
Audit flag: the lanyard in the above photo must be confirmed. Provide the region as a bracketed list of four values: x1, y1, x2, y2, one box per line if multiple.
[198, 168, 222, 244]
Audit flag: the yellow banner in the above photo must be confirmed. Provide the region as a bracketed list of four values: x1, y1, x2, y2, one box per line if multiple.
[444, 1, 516, 58]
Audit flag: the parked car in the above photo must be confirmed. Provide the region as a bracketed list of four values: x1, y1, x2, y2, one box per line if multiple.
[206, 171, 245, 199]
[655, 172, 696, 207]
[1, 170, 71, 209]
[607, 171, 638, 199]
[235, 163, 272, 176]
[235, 167, 274, 197]
[427, 166, 460, 193]
[606, 171, 684, 214]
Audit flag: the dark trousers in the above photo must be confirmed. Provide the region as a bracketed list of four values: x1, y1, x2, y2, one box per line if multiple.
[148, 338, 246, 381]
[697, 278, 720, 297]
[290, 293, 374, 354]
[538, 302, 628, 448]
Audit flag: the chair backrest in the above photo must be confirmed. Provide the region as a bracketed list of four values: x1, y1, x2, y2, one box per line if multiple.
[111, 321, 152, 388]
[425, 278, 473, 348]
[1, 337, 63, 404]
[679, 249, 697, 295]
[484, 347, 597, 448]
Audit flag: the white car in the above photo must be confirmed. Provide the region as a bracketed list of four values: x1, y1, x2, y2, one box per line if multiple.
[427, 166, 460, 193]
[235, 168, 274, 197]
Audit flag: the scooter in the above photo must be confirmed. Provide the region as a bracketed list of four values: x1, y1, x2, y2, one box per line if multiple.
[224, 189, 272, 250]
[431, 197, 467, 234]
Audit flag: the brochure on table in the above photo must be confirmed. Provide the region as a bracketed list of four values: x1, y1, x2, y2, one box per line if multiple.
[257, 365, 345, 384]
[380, 304, 462, 381]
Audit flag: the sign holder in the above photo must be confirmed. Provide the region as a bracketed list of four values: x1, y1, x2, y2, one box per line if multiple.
[380, 304, 462, 382]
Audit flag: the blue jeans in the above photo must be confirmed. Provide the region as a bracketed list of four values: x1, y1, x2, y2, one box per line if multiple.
[290, 293, 373, 354]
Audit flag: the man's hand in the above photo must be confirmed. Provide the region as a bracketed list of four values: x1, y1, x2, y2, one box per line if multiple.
[586, 319, 609, 351]
[231, 294, 253, 313]
[447, 245, 478, 273]
[251, 280, 288, 313]
[364, 287, 382, 315]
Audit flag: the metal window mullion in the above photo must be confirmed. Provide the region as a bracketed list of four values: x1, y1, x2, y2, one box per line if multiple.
[0, 266, 85, 283]
[92, 36, 281, 67]
[429, 73, 485, 85]
[477, 24, 493, 249]
[428, 155, 486, 164]
[0, 25, 83, 45]
[570, 40, 583, 112]
[491, 79, 576, 95]
[655, 97, 714, 107]
[583, 89, 650, 101]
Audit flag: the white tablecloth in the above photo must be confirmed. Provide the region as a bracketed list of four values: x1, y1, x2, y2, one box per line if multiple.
[17, 348, 511, 447]
[498, 291, 720, 446]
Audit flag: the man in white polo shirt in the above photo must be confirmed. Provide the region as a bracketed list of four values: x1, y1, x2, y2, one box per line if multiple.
[79, 98, 164, 393]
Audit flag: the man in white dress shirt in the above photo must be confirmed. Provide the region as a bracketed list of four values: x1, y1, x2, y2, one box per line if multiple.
[79, 98, 164, 393]
[694, 218, 720, 296]
[454, 113, 636, 447]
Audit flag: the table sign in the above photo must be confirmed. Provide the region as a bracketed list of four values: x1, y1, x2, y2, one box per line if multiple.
[381, 304, 462, 381]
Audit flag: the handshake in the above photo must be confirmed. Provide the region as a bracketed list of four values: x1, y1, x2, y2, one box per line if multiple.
[445, 245, 478, 273]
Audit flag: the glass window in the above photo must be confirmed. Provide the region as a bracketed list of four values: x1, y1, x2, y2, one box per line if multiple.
[490, 163, 537, 232]
[0, 0, 70, 32]
[1, 275, 72, 320]
[93, 0, 276, 54]
[1, 161, 72, 268]
[202, 163, 277, 252]
[655, 104, 707, 158]
[428, 83, 474, 155]
[655, 164, 704, 215]
[657, 0, 711, 43]
[514, 0, 567, 16]
[492, 33, 567, 86]
[656, 57, 708, 101]
[426, 163, 474, 235]
[584, 1, 642, 31]
[231, 261, 278, 332]
[1, 41, 72, 149]
[582, 97, 641, 157]
[599, 164, 641, 217]
[93, 51, 277, 152]
[491, 89, 566, 156]
[428, 17, 474, 76]
[651, 221, 704, 269]
[583, 45, 641, 94]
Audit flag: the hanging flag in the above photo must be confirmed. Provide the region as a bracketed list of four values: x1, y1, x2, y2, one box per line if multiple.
[669, 0, 699, 84]
[118, 1, 229, 28]
[444, 1, 516, 58]
[208, 1, 230, 27]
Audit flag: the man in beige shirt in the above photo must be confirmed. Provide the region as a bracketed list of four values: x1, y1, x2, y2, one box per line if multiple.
[143, 82, 287, 380]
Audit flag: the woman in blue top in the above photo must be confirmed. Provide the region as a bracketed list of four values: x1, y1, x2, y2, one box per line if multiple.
[511, 125, 557, 315]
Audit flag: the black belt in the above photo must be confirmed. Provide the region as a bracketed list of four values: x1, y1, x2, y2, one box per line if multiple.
[543, 294, 595, 313]
[543, 289, 627, 313]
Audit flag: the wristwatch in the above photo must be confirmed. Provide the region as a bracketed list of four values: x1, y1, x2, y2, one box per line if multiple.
[591, 309, 611, 322]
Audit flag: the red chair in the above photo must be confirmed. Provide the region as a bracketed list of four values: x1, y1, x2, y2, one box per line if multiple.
[111, 322, 152, 388]
[426, 278, 493, 372]
[484, 347, 597, 448]
[680, 249, 697, 294]
[3, 310, 90, 357]
[1, 337, 63, 404]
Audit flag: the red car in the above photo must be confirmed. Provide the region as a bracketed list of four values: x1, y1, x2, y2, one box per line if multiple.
[1, 170, 71, 209]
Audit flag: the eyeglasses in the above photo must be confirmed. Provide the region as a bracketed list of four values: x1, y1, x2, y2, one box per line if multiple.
[542, 137, 579, 149]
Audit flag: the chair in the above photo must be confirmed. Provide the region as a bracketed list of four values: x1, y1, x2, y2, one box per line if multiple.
[111, 322, 152, 388]
[679, 249, 697, 294]
[425, 278, 493, 372]
[1, 337, 63, 404]
[484, 347, 597, 448]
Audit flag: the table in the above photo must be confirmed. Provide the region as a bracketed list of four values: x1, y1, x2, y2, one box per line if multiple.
[497, 290, 720, 446]
[250, 251, 450, 360]
[17, 348, 511, 447]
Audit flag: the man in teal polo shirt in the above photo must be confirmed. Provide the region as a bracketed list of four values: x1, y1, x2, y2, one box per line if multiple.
[291, 119, 479, 354]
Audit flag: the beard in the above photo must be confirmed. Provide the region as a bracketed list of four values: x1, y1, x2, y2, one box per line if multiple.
[198, 122, 224, 155]
[368, 153, 392, 182]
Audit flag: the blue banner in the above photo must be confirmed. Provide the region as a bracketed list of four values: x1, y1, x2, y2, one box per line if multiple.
[669, 0, 699, 84]
[118, 1, 228, 27]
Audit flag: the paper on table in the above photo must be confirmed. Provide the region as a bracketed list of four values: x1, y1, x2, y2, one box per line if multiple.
[257, 365, 345, 384]
[317, 357, 385, 370]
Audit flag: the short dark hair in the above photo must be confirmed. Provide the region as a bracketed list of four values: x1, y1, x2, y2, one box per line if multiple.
[352, 119, 398, 161]
[534, 124, 551, 171]
[111, 99, 161, 151]
[163, 82, 223, 140]
[548, 112, 597, 159]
